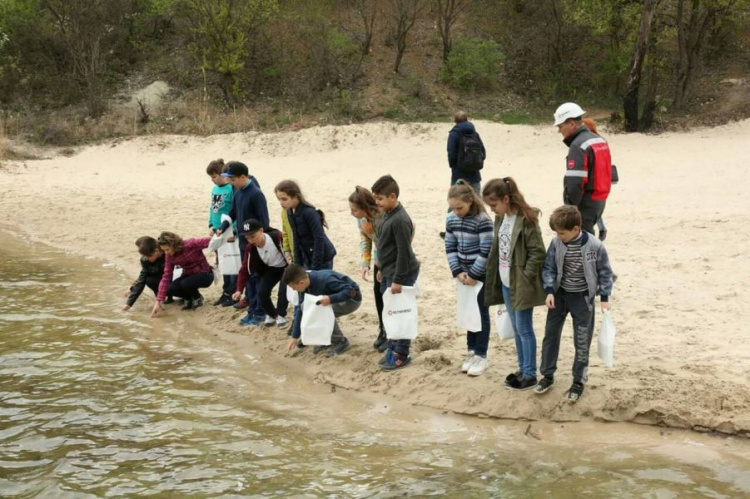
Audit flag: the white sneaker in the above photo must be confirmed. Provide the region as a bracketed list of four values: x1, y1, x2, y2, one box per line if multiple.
[276, 316, 288, 328]
[461, 351, 476, 372]
[467, 356, 488, 377]
[263, 315, 275, 327]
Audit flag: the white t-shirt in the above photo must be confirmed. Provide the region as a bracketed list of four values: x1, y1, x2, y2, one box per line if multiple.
[498, 213, 517, 287]
[258, 234, 287, 268]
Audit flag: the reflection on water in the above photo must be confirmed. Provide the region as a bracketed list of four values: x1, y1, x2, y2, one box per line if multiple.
[0, 235, 749, 498]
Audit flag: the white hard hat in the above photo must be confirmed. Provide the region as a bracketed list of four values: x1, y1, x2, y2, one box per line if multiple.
[553, 102, 586, 126]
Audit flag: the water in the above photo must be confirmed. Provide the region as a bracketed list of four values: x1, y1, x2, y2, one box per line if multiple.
[1, 234, 749, 498]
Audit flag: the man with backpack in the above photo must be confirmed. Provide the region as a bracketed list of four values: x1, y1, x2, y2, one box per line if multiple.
[447, 111, 486, 194]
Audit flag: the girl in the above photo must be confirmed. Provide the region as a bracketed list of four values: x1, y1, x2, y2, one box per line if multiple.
[482, 178, 547, 390]
[445, 180, 494, 376]
[151, 232, 214, 317]
[349, 186, 387, 351]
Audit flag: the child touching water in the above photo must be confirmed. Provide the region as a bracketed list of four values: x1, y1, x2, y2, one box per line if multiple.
[482, 177, 547, 390]
[445, 180, 494, 376]
[123, 236, 169, 311]
[151, 232, 214, 317]
[349, 186, 387, 352]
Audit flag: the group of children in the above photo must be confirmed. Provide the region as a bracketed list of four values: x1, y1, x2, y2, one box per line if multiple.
[123, 159, 613, 400]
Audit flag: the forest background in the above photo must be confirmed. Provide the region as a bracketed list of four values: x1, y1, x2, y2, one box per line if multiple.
[0, 0, 749, 150]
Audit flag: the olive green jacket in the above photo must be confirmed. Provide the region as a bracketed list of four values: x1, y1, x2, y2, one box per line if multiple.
[484, 214, 547, 310]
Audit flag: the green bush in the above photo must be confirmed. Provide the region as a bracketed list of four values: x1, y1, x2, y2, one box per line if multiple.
[441, 37, 505, 91]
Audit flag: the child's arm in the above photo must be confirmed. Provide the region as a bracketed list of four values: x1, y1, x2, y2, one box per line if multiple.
[444, 215, 461, 277]
[326, 274, 359, 304]
[306, 209, 328, 270]
[542, 240, 558, 308]
[392, 219, 414, 288]
[153, 256, 174, 316]
[596, 243, 614, 310]
[359, 220, 373, 277]
[522, 221, 547, 279]
[233, 245, 251, 300]
[467, 215, 494, 281]
[124, 267, 148, 310]
[281, 210, 293, 262]
[253, 191, 271, 229]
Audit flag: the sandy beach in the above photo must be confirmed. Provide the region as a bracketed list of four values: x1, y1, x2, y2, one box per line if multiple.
[1, 119, 748, 436]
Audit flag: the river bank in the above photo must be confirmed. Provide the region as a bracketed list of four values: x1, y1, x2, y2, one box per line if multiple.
[1, 119, 749, 437]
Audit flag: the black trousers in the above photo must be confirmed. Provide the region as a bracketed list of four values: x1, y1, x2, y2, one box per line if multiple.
[258, 266, 288, 318]
[540, 290, 595, 384]
[167, 272, 214, 301]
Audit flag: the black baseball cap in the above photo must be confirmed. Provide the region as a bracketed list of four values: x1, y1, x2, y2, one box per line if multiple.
[221, 161, 249, 178]
[240, 219, 264, 235]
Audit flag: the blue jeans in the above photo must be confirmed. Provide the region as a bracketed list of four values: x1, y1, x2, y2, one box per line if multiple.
[222, 274, 237, 298]
[502, 284, 537, 378]
[246, 273, 265, 318]
[380, 269, 419, 357]
[466, 284, 491, 357]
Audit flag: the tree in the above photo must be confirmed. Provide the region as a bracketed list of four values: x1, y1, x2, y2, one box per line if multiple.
[390, 0, 424, 73]
[435, 0, 468, 61]
[349, 0, 377, 56]
[623, 0, 658, 131]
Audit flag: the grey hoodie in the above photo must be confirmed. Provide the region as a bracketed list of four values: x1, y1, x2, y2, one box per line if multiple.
[542, 231, 613, 309]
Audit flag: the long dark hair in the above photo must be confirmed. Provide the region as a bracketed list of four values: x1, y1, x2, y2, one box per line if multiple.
[348, 186, 379, 221]
[447, 180, 487, 217]
[482, 177, 540, 225]
[275, 179, 328, 229]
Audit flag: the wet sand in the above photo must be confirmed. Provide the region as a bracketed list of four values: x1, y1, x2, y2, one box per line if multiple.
[1, 119, 749, 436]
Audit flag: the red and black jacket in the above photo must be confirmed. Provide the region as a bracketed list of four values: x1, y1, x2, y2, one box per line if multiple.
[563, 126, 612, 206]
[236, 228, 286, 293]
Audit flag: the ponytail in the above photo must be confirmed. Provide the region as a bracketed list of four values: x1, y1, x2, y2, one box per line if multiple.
[447, 180, 487, 217]
[482, 177, 540, 225]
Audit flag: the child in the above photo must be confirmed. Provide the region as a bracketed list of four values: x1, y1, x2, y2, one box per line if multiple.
[274, 180, 336, 271]
[371, 174, 420, 371]
[206, 158, 237, 306]
[482, 177, 547, 390]
[284, 263, 361, 357]
[151, 232, 214, 317]
[349, 186, 387, 352]
[218, 161, 269, 319]
[536, 205, 613, 402]
[233, 219, 289, 328]
[445, 180, 493, 376]
[123, 236, 169, 311]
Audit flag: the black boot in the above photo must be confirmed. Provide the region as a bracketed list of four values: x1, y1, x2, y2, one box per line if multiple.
[373, 328, 388, 352]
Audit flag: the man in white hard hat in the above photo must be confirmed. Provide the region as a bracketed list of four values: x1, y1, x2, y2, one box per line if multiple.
[553, 103, 612, 234]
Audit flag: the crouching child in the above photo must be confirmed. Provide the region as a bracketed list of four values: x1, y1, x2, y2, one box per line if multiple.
[284, 263, 361, 357]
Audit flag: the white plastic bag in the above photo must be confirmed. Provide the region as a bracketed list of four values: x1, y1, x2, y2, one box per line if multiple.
[218, 240, 241, 275]
[208, 214, 234, 252]
[456, 280, 483, 331]
[300, 294, 335, 346]
[597, 309, 616, 368]
[382, 287, 419, 340]
[212, 265, 221, 285]
[172, 266, 183, 281]
[286, 284, 299, 306]
[495, 307, 515, 341]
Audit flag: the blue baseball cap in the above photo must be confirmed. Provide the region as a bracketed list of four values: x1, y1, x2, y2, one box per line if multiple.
[220, 161, 249, 178]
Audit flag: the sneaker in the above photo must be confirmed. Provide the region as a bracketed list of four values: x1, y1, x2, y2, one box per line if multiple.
[504, 370, 522, 387]
[213, 295, 229, 306]
[373, 330, 387, 350]
[233, 298, 248, 310]
[507, 375, 537, 391]
[313, 345, 329, 354]
[192, 296, 204, 309]
[222, 299, 238, 307]
[381, 352, 412, 371]
[297, 339, 305, 348]
[379, 349, 394, 366]
[467, 356, 488, 377]
[164, 296, 175, 305]
[262, 316, 275, 327]
[461, 351, 476, 372]
[533, 377, 555, 395]
[567, 382, 584, 403]
[276, 317, 288, 329]
[239, 314, 263, 326]
[181, 299, 194, 311]
[324, 338, 350, 357]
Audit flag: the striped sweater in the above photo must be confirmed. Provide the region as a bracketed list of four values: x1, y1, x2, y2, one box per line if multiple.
[444, 211, 494, 280]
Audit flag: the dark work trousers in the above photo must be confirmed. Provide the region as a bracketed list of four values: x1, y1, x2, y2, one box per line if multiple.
[167, 272, 214, 301]
[258, 266, 286, 319]
[578, 198, 606, 235]
[373, 264, 385, 334]
[540, 289, 596, 384]
[277, 281, 290, 318]
[380, 269, 420, 357]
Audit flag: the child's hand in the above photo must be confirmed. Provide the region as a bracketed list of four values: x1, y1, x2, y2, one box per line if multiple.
[376, 270, 382, 282]
[287, 338, 298, 352]
[208, 228, 215, 237]
[216, 229, 224, 236]
[122, 305, 131, 312]
[318, 296, 331, 306]
[284, 252, 292, 264]
[231, 291, 241, 301]
[464, 276, 477, 286]
[151, 302, 164, 318]
[545, 294, 555, 309]
[457, 272, 468, 284]
[227, 236, 235, 243]
[601, 302, 611, 312]
[391, 283, 403, 294]
[361, 267, 370, 281]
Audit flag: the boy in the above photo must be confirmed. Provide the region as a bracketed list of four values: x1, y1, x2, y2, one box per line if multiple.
[371, 174, 420, 371]
[218, 161, 270, 320]
[123, 236, 171, 311]
[232, 219, 289, 328]
[535, 205, 613, 402]
[284, 263, 360, 358]
[206, 159, 236, 307]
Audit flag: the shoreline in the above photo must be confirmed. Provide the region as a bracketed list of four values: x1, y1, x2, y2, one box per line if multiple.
[1, 120, 749, 438]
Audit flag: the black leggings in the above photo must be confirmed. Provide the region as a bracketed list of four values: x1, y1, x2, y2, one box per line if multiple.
[373, 264, 384, 333]
[167, 272, 214, 300]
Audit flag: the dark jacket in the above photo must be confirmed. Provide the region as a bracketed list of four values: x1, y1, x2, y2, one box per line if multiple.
[563, 126, 612, 206]
[236, 228, 286, 292]
[376, 203, 420, 285]
[127, 254, 165, 307]
[484, 214, 546, 310]
[291, 269, 362, 339]
[219, 176, 269, 236]
[447, 121, 486, 184]
[288, 203, 336, 270]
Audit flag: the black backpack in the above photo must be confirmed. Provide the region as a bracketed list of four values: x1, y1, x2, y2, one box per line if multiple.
[457, 131, 484, 172]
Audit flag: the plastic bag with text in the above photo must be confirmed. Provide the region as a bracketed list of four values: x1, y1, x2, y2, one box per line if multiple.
[495, 307, 515, 341]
